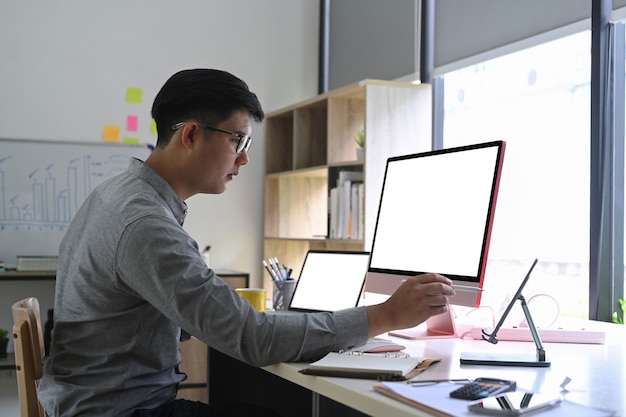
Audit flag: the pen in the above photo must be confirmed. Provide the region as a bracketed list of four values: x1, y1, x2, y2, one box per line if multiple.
[263, 260, 280, 282]
[401, 280, 484, 293]
[269, 258, 284, 280]
[271, 257, 284, 279]
[451, 284, 484, 293]
[408, 378, 470, 385]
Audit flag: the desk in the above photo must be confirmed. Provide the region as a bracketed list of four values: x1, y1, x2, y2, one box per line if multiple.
[209, 319, 625, 417]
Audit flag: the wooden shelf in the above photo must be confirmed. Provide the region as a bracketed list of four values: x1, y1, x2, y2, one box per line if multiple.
[263, 79, 432, 290]
[0, 270, 248, 289]
[176, 337, 208, 402]
[0, 271, 56, 280]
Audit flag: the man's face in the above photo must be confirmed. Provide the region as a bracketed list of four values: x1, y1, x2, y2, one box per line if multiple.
[188, 110, 252, 195]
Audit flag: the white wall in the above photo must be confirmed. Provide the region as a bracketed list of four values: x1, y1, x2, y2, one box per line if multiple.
[0, 0, 319, 337]
[5, 0, 625, 344]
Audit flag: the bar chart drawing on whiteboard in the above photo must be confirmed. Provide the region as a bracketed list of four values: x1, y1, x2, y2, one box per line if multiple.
[0, 139, 151, 267]
[0, 154, 133, 229]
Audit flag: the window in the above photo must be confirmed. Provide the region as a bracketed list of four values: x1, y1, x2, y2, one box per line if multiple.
[440, 32, 591, 320]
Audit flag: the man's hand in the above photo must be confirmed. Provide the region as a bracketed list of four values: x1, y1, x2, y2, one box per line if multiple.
[366, 274, 455, 338]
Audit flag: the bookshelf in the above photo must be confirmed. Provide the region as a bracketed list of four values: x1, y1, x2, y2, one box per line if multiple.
[263, 79, 432, 290]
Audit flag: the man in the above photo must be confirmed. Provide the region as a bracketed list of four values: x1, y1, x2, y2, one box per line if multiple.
[38, 68, 455, 417]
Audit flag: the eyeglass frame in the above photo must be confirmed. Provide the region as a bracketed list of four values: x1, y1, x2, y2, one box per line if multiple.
[171, 121, 252, 154]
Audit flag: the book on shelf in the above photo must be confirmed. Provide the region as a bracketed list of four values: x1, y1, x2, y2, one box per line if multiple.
[300, 351, 440, 380]
[329, 187, 339, 239]
[340, 177, 351, 238]
[349, 182, 365, 240]
[329, 170, 363, 240]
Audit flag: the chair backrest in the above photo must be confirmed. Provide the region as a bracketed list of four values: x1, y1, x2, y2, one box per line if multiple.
[12, 297, 45, 417]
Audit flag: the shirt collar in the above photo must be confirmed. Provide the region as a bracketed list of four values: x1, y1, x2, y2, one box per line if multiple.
[128, 158, 188, 225]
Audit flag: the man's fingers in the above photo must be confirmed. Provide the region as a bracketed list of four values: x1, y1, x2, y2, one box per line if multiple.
[407, 280, 455, 296]
[424, 294, 451, 308]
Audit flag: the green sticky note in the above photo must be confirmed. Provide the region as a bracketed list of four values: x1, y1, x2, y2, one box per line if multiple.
[150, 119, 157, 135]
[123, 137, 140, 145]
[126, 87, 143, 104]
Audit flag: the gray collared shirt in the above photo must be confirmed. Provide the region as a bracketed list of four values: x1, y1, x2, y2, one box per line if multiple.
[38, 158, 368, 417]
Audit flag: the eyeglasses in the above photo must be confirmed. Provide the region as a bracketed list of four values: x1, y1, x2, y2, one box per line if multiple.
[171, 121, 252, 154]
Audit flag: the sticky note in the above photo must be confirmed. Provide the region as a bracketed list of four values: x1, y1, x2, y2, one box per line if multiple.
[126, 87, 143, 104]
[127, 115, 138, 132]
[123, 137, 140, 145]
[150, 119, 157, 135]
[103, 125, 120, 142]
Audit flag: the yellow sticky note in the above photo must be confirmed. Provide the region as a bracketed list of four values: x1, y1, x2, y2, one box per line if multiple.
[103, 125, 120, 142]
[150, 119, 157, 135]
[123, 137, 140, 145]
[126, 87, 143, 104]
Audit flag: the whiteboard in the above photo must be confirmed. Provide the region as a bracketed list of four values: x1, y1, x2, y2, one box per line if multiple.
[0, 138, 152, 268]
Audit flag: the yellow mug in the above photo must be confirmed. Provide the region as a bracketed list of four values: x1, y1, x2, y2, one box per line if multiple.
[235, 288, 267, 312]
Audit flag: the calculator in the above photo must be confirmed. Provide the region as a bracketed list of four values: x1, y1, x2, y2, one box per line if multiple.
[449, 377, 516, 400]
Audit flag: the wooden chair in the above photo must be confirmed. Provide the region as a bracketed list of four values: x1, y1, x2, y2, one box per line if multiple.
[12, 297, 45, 417]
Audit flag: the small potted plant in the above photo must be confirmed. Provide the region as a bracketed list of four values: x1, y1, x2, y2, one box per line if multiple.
[354, 126, 365, 161]
[0, 328, 8, 358]
[612, 299, 625, 324]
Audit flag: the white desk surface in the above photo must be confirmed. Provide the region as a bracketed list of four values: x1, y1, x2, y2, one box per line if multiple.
[263, 319, 626, 417]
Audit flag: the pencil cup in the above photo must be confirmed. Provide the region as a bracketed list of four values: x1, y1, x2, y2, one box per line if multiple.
[235, 288, 267, 312]
[273, 280, 297, 310]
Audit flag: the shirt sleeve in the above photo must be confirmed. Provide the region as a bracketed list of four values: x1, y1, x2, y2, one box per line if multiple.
[116, 214, 370, 366]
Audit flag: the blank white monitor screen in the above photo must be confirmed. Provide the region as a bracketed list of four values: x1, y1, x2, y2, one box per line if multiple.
[289, 250, 370, 312]
[365, 141, 505, 307]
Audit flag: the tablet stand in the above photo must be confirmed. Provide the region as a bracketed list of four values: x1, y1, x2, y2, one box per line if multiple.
[460, 292, 551, 367]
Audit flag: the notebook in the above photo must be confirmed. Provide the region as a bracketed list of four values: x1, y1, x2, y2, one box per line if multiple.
[300, 351, 439, 380]
[288, 250, 370, 312]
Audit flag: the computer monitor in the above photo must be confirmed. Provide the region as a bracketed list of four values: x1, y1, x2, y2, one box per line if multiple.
[364, 140, 506, 339]
[288, 250, 371, 312]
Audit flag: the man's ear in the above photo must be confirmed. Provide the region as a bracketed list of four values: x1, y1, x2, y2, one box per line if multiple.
[180, 122, 198, 149]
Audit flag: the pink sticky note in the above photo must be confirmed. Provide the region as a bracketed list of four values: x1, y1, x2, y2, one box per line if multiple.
[127, 115, 138, 132]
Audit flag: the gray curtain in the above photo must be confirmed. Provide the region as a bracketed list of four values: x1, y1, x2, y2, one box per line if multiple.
[590, 18, 625, 321]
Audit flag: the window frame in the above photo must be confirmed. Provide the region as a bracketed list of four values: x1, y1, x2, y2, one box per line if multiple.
[430, 5, 626, 322]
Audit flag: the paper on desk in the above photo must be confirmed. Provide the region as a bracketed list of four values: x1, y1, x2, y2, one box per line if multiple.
[375, 382, 468, 417]
[376, 382, 617, 417]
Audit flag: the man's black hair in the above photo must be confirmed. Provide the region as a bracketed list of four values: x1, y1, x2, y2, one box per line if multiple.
[151, 69, 265, 146]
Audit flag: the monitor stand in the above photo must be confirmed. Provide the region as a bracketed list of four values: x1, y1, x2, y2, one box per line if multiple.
[389, 308, 472, 339]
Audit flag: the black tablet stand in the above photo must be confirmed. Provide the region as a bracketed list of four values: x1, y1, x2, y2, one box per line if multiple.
[460, 259, 551, 367]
